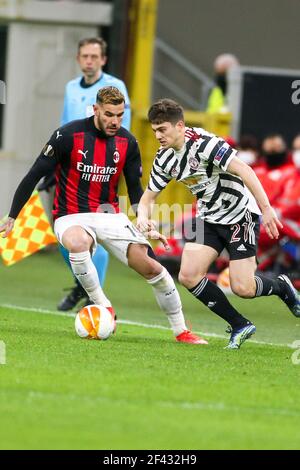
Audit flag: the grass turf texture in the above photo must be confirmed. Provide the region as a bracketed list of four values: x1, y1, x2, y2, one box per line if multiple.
[0, 249, 300, 450]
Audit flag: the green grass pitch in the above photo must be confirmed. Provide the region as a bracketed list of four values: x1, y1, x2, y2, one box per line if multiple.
[0, 249, 300, 450]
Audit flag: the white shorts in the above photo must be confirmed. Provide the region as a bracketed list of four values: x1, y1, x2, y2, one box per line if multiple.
[54, 212, 151, 265]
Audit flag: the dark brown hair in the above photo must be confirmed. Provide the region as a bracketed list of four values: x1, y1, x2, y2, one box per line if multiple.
[78, 37, 107, 57]
[148, 99, 184, 125]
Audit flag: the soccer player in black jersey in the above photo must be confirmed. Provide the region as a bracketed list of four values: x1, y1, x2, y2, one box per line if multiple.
[0, 87, 207, 345]
[137, 98, 300, 349]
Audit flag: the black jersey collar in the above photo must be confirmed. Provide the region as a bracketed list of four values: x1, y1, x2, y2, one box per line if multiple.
[87, 116, 116, 139]
[80, 73, 103, 89]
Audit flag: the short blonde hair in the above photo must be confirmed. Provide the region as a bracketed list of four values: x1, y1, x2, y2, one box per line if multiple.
[96, 86, 125, 106]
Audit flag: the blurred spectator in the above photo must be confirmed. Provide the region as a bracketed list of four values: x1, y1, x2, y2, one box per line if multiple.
[254, 134, 295, 205]
[274, 133, 300, 221]
[237, 134, 260, 167]
[255, 134, 296, 270]
[291, 133, 300, 166]
[261, 134, 290, 167]
[206, 53, 239, 113]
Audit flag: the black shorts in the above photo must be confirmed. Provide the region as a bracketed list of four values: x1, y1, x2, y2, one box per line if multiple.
[190, 210, 260, 260]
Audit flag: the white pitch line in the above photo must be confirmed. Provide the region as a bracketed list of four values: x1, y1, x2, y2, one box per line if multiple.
[16, 389, 300, 419]
[0, 302, 293, 348]
[159, 400, 300, 418]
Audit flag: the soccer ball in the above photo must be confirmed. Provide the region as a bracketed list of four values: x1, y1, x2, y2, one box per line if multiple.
[216, 267, 232, 294]
[75, 304, 114, 340]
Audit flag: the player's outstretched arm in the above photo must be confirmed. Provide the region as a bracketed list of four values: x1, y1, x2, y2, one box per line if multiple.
[227, 156, 283, 239]
[2, 143, 58, 235]
[137, 190, 169, 249]
[0, 217, 15, 238]
[137, 189, 159, 232]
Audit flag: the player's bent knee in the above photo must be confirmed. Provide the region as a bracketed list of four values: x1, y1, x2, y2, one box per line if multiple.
[62, 229, 92, 253]
[178, 270, 207, 288]
[129, 258, 161, 279]
[127, 244, 161, 278]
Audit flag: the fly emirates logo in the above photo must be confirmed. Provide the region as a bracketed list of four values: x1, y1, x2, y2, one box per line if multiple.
[76, 162, 117, 182]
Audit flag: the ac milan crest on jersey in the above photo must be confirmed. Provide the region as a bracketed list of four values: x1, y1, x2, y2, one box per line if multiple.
[113, 150, 120, 163]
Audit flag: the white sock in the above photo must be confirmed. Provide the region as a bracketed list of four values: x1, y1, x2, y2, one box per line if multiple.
[69, 251, 111, 308]
[147, 268, 187, 336]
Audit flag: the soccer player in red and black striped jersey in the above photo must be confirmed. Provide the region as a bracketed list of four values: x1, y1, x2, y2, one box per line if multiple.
[0, 87, 207, 344]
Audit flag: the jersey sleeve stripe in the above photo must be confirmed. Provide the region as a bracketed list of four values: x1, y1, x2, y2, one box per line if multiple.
[208, 140, 226, 162]
[148, 179, 165, 192]
[151, 164, 172, 183]
[219, 173, 244, 186]
[198, 138, 210, 153]
[156, 149, 174, 166]
[148, 171, 168, 191]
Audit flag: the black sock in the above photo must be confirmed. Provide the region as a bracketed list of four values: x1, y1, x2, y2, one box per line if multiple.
[189, 278, 250, 329]
[254, 275, 281, 297]
[254, 274, 298, 310]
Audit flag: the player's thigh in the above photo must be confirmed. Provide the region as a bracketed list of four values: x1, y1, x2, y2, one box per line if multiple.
[180, 243, 219, 279]
[96, 213, 151, 266]
[54, 214, 96, 253]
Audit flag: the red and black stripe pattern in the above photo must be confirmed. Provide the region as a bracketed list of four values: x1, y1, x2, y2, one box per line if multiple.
[51, 117, 139, 219]
[8, 117, 143, 222]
